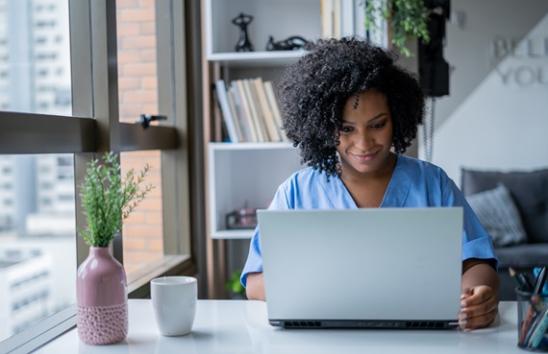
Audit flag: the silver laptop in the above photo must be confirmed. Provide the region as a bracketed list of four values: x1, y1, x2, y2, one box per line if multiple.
[258, 208, 463, 329]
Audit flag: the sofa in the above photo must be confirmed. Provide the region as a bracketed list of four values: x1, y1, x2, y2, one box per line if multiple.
[461, 167, 548, 300]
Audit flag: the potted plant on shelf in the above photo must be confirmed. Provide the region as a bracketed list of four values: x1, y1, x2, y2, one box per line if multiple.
[76, 152, 153, 345]
[363, 0, 430, 57]
[226, 271, 246, 299]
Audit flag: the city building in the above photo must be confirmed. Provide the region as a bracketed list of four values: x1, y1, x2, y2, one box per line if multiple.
[0, 247, 52, 338]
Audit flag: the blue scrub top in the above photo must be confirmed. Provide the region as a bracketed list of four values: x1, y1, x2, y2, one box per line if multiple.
[241, 155, 497, 287]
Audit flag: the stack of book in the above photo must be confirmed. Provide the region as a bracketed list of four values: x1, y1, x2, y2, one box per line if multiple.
[214, 78, 289, 143]
[320, 0, 356, 39]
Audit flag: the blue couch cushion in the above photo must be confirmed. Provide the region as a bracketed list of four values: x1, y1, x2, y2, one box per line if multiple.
[466, 184, 527, 247]
[494, 244, 548, 268]
[461, 168, 548, 243]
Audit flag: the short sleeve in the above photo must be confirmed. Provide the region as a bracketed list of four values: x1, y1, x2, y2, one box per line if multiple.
[441, 172, 498, 269]
[240, 183, 292, 287]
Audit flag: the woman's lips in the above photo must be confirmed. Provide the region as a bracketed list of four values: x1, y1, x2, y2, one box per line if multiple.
[349, 149, 379, 162]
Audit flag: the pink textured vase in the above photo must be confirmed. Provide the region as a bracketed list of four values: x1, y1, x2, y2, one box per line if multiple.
[77, 246, 128, 345]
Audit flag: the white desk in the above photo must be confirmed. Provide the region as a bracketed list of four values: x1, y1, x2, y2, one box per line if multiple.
[37, 300, 525, 354]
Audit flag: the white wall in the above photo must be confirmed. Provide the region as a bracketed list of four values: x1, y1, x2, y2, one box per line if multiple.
[421, 0, 548, 185]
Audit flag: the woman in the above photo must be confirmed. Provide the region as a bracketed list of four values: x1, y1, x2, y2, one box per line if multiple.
[241, 38, 499, 330]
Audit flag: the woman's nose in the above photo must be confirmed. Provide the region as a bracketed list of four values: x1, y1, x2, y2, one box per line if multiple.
[354, 131, 373, 150]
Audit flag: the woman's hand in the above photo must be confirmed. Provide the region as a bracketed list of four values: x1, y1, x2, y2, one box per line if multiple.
[459, 285, 498, 330]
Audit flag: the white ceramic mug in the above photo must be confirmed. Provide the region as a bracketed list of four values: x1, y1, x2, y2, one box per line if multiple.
[151, 276, 197, 336]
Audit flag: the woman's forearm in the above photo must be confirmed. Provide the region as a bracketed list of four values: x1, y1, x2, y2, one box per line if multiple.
[246, 262, 498, 302]
[246, 273, 266, 300]
[462, 260, 500, 294]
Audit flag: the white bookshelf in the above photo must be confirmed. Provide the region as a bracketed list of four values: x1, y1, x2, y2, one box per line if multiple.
[211, 229, 254, 240]
[208, 51, 308, 67]
[202, 0, 368, 296]
[209, 142, 294, 151]
[203, 0, 322, 241]
[208, 143, 301, 240]
[205, 0, 321, 58]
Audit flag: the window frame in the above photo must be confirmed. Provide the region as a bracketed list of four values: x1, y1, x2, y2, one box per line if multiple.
[0, 0, 195, 352]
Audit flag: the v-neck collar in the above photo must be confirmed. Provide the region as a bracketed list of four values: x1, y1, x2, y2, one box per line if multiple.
[330, 154, 411, 208]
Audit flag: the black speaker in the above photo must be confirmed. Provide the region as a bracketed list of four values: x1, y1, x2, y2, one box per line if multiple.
[419, 0, 450, 97]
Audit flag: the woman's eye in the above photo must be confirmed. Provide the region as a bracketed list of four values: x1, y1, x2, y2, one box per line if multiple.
[341, 126, 353, 133]
[371, 122, 386, 129]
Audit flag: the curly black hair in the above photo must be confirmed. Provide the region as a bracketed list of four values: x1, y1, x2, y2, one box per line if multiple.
[278, 38, 425, 176]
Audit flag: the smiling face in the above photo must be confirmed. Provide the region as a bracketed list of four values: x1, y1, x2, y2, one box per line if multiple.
[336, 90, 394, 178]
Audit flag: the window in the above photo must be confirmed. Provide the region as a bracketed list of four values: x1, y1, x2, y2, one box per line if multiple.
[0, 0, 194, 352]
[54, 88, 71, 107]
[116, 0, 167, 280]
[0, 154, 76, 343]
[116, 0, 159, 124]
[121, 151, 164, 279]
[58, 195, 73, 202]
[35, 21, 55, 28]
[0, 0, 70, 116]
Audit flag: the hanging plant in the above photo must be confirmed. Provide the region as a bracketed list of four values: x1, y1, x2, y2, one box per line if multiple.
[364, 0, 430, 57]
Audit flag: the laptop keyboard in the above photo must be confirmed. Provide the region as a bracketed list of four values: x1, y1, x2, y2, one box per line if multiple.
[277, 320, 453, 329]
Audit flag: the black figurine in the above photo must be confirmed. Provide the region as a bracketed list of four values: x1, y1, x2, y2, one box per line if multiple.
[266, 35, 309, 51]
[232, 13, 254, 52]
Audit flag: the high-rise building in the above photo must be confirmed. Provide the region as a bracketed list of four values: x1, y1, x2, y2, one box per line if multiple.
[0, 157, 16, 233]
[1, 0, 71, 114]
[0, 154, 74, 238]
[0, 0, 8, 110]
[29, 0, 71, 115]
[27, 155, 75, 237]
[36, 155, 74, 214]
[0, 247, 52, 337]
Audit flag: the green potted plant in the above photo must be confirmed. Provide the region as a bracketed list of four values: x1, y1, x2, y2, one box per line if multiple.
[363, 0, 430, 57]
[76, 152, 153, 345]
[226, 271, 246, 299]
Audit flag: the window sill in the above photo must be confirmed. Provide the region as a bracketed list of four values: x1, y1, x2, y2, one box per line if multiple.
[0, 306, 76, 354]
[0, 255, 193, 354]
[128, 254, 194, 297]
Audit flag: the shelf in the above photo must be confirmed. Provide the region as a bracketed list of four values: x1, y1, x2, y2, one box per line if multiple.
[209, 142, 295, 151]
[208, 51, 307, 67]
[212, 229, 254, 239]
[207, 144, 302, 240]
[206, 0, 321, 63]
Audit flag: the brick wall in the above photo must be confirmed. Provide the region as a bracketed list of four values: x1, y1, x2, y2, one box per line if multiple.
[116, 0, 163, 275]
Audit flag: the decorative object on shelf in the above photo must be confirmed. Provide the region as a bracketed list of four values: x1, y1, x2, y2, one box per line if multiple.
[232, 12, 254, 52]
[266, 35, 310, 51]
[362, 0, 431, 57]
[225, 271, 245, 299]
[77, 152, 153, 345]
[226, 205, 257, 229]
